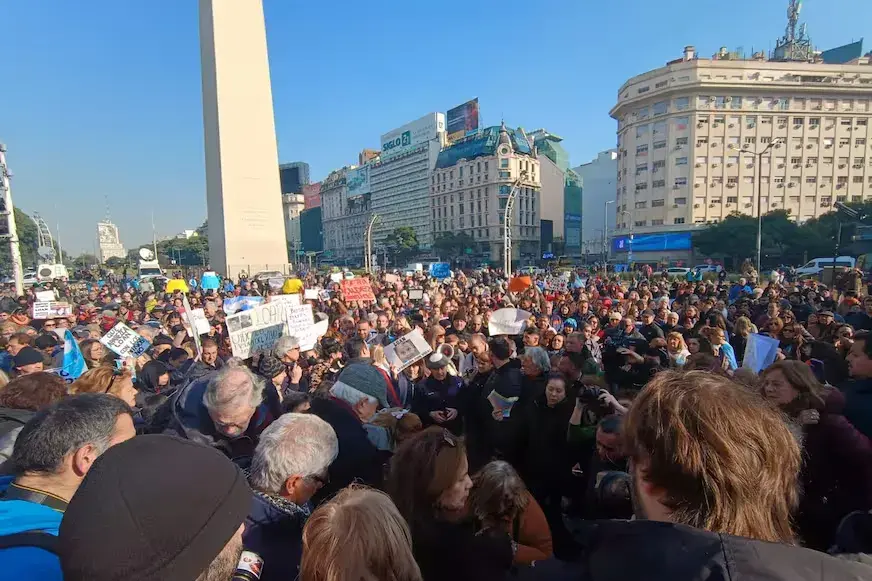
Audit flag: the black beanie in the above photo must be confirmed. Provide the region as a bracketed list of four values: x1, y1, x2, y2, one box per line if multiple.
[59, 435, 251, 581]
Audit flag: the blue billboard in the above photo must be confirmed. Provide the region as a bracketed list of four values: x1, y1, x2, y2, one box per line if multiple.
[612, 231, 692, 254]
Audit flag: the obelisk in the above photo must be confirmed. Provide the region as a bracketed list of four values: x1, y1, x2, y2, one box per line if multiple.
[199, 0, 288, 277]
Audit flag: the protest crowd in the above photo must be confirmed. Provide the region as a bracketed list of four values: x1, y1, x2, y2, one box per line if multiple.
[0, 262, 871, 580]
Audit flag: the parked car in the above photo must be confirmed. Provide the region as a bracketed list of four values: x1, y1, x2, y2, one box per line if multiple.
[794, 256, 855, 277]
[693, 264, 723, 273]
[666, 267, 690, 277]
[251, 270, 285, 282]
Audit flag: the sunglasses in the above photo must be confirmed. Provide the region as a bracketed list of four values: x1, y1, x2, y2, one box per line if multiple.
[104, 367, 125, 394]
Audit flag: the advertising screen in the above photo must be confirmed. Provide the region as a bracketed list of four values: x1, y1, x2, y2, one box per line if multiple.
[447, 98, 480, 142]
[346, 166, 370, 198]
[612, 232, 692, 253]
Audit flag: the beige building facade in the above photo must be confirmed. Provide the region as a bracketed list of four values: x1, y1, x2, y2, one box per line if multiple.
[610, 46, 872, 260]
[199, 0, 289, 276]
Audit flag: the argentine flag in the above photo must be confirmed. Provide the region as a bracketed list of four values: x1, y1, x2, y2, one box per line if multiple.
[48, 329, 88, 383]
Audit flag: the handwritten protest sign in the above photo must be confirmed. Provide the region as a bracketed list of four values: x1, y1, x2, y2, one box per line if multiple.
[285, 303, 315, 345]
[487, 389, 519, 419]
[226, 302, 289, 360]
[100, 322, 152, 358]
[304, 288, 320, 300]
[383, 329, 432, 371]
[341, 278, 376, 302]
[488, 308, 531, 336]
[35, 290, 55, 302]
[32, 301, 72, 320]
[429, 263, 451, 279]
[329, 272, 344, 283]
[182, 294, 206, 357]
[544, 274, 569, 292]
[270, 294, 301, 307]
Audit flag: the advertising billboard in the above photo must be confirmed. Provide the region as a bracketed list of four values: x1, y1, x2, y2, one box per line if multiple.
[302, 183, 321, 209]
[612, 232, 692, 253]
[447, 98, 480, 142]
[380, 113, 445, 160]
[564, 214, 582, 250]
[346, 166, 371, 198]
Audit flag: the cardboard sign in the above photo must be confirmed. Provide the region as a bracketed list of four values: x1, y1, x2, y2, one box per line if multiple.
[488, 308, 532, 336]
[318, 289, 332, 301]
[32, 301, 72, 320]
[101, 322, 152, 358]
[330, 272, 344, 283]
[341, 278, 376, 302]
[408, 289, 424, 301]
[429, 263, 451, 279]
[270, 294, 301, 307]
[182, 294, 205, 357]
[225, 302, 289, 359]
[544, 275, 569, 292]
[304, 288, 320, 300]
[383, 329, 433, 371]
[285, 304, 316, 351]
[35, 290, 55, 302]
[223, 296, 264, 315]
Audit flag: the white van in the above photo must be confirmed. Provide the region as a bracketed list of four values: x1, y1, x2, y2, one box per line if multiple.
[36, 263, 69, 282]
[794, 256, 856, 277]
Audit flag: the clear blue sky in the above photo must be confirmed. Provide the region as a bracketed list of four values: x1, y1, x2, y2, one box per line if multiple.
[1, 0, 869, 253]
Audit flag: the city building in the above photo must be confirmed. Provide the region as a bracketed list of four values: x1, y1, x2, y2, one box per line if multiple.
[530, 130, 583, 258]
[573, 150, 618, 257]
[610, 39, 872, 263]
[282, 193, 305, 258]
[279, 162, 310, 195]
[371, 113, 446, 250]
[300, 207, 323, 254]
[320, 167, 370, 265]
[432, 123, 541, 266]
[97, 220, 125, 262]
[302, 183, 321, 209]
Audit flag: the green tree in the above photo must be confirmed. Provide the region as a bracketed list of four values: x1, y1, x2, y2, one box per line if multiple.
[385, 227, 419, 265]
[0, 209, 39, 271]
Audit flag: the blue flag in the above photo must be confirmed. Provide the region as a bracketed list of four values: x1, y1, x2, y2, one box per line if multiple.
[47, 329, 88, 383]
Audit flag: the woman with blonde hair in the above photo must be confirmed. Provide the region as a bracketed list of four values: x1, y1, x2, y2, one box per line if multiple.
[70, 366, 138, 408]
[730, 316, 753, 366]
[300, 485, 422, 581]
[665, 332, 690, 367]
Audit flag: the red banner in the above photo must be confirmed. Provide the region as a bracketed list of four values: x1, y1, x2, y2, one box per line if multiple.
[341, 278, 376, 302]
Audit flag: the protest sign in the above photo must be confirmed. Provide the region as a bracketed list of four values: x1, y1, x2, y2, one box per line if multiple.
[181, 294, 206, 357]
[408, 289, 424, 301]
[488, 308, 532, 336]
[341, 278, 376, 302]
[384, 273, 399, 284]
[508, 276, 532, 292]
[383, 329, 433, 371]
[32, 301, 72, 319]
[318, 289, 332, 301]
[742, 333, 780, 373]
[285, 304, 320, 351]
[226, 302, 289, 359]
[329, 272, 344, 283]
[35, 290, 55, 302]
[429, 263, 451, 279]
[270, 294, 301, 307]
[100, 322, 152, 358]
[544, 275, 569, 293]
[223, 296, 264, 315]
[304, 288, 320, 300]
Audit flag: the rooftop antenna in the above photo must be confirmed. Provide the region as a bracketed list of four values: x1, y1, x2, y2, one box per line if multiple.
[103, 195, 111, 223]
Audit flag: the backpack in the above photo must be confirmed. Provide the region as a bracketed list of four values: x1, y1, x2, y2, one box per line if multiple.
[0, 531, 59, 553]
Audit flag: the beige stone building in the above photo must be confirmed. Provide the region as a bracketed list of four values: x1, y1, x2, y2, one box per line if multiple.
[431, 124, 541, 265]
[610, 46, 872, 262]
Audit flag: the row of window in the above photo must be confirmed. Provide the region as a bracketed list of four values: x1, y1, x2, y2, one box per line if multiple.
[631, 155, 872, 171]
[430, 226, 539, 239]
[627, 115, 872, 141]
[627, 96, 871, 123]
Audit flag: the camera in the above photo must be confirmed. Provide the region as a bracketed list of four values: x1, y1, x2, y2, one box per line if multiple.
[578, 385, 603, 403]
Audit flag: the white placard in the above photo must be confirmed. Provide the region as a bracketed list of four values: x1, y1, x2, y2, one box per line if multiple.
[182, 294, 204, 357]
[271, 294, 301, 307]
[488, 308, 532, 336]
[225, 302, 290, 360]
[742, 333, 780, 374]
[330, 272, 343, 283]
[32, 301, 72, 320]
[188, 308, 211, 336]
[100, 322, 152, 358]
[304, 288, 319, 300]
[383, 329, 433, 371]
[35, 290, 55, 302]
[408, 289, 424, 301]
[286, 304, 328, 351]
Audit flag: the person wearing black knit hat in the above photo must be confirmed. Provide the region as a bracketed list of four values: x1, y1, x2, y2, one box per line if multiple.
[13, 346, 45, 376]
[58, 434, 251, 581]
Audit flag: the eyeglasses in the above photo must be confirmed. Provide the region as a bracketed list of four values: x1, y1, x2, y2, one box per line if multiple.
[104, 367, 124, 394]
[307, 470, 330, 487]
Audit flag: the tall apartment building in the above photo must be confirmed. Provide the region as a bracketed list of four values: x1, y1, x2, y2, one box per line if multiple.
[610, 46, 872, 263]
[371, 113, 446, 250]
[574, 150, 618, 254]
[432, 123, 541, 266]
[530, 130, 582, 257]
[279, 162, 310, 195]
[320, 167, 371, 265]
[282, 193, 305, 258]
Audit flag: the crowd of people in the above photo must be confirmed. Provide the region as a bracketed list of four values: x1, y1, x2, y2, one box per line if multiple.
[0, 263, 870, 581]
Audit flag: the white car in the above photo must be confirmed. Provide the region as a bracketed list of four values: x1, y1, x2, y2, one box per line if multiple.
[666, 267, 690, 277]
[693, 264, 723, 273]
[22, 271, 38, 285]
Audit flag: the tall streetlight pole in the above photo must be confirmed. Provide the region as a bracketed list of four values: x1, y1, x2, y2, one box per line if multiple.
[503, 171, 528, 275]
[619, 209, 634, 265]
[737, 139, 782, 274]
[0, 145, 23, 296]
[364, 214, 379, 274]
[604, 200, 615, 264]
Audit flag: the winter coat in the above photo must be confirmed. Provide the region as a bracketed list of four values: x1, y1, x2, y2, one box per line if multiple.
[161, 375, 276, 471]
[0, 408, 35, 467]
[518, 394, 574, 503]
[413, 375, 465, 435]
[0, 475, 64, 580]
[515, 519, 871, 581]
[841, 378, 872, 440]
[410, 517, 512, 581]
[308, 396, 384, 505]
[243, 491, 309, 581]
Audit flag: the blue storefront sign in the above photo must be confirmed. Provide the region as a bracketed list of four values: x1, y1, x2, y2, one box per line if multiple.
[612, 232, 692, 253]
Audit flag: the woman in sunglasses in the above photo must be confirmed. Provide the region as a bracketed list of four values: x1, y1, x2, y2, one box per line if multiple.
[70, 366, 138, 408]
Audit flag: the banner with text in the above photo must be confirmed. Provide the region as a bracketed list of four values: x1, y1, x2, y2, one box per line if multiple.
[341, 278, 376, 302]
[226, 302, 290, 359]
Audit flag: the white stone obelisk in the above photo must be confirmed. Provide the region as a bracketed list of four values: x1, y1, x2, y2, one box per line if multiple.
[199, 0, 289, 277]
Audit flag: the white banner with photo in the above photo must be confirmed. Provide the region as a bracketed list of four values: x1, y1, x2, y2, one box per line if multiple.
[226, 302, 290, 359]
[383, 329, 433, 371]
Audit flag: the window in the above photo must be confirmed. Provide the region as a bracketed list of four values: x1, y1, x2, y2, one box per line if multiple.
[791, 157, 802, 164]
[808, 157, 818, 164]
[675, 97, 690, 110]
[697, 138, 709, 147]
[727, 196, 738, 203]
[636, 125, 649, 138]
[652, 160, 666, 171]
[500, 159, 509, 168]
[652, 219, 665, 226]
[695, 156, 707, 164]
[747, 116, 757, 128]
[676, 137, 689, 146]
[675, 157, 688, 166]
[636, 145, 649, 156]
[760, 137, 772, 144]
[675, 116, 690, 130]
[806, 177, 817, 184]
[698, 96, 711, 108]
[499, 171, 511, 179]
[777, 116, 789, 126]
[653, 101, 668, 116]
[636, 182, 648, 191]
[652, 179, 666, 188]
[727, 177, 738, 185]
[653, 140, 667, 150]
[857, 139, 867, 146]
[652, 199, 665, 207]
[713, 116, 726, 125]
[638, 86, 650, 94]
[635, 201, 647, 209]
[715, 96, 727, 109]
[841, 118, 853, 126]
[761, 116, 773, 124]
[674, 217, 686, 224]
[859, 119, 869, 127]
[674, 178, 687, 187]
[745, 137, 756, 144]
[638, 107, 649, 119]
[854, 176, 864, 184]
[634, 220, 647, 227]
[730, 96, 743, 109]
[636, 163, 648, 174]
[840, 138, 851, 146]
[793, 117, 804, 125]
[809, 117, 820, 128]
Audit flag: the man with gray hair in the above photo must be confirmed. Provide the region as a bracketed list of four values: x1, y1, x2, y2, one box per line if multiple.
[164, 365, 277, 470]
[0, 394, 135, 579]
[274, 335, 306, 393]
[244, 414, 338, 581]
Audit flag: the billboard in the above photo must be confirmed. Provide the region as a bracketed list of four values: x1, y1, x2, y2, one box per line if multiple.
[564, 214, 581, 250]
[447, 98, 480, 142]
[302, 183, 321, 209]
[380, 113, 445, 160]
[346, 166, 371, 198]
[612, 232, 692, 253]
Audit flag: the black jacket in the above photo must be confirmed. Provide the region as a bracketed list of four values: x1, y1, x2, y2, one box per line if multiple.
[516, 520, 869, 581]
[519, 394, 574, 501]
[243, 492, 308, 581]
[411, 517, 512, 581]
[308, 396, 384, 504]
[413, 375, 465, 435]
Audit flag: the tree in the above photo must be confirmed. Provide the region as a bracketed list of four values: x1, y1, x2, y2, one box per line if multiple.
[385, 227, 419, 265]
[0, 209, 39, 271]
[432, 232, 474, 258]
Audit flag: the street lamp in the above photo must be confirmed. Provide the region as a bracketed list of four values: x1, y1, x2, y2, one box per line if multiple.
[604, 200, 615, 263]
[736, 139, 783, 274]
[503, 171, 529, 274]
[619, 209, 634, 265]
[364, 214, 380, 274]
